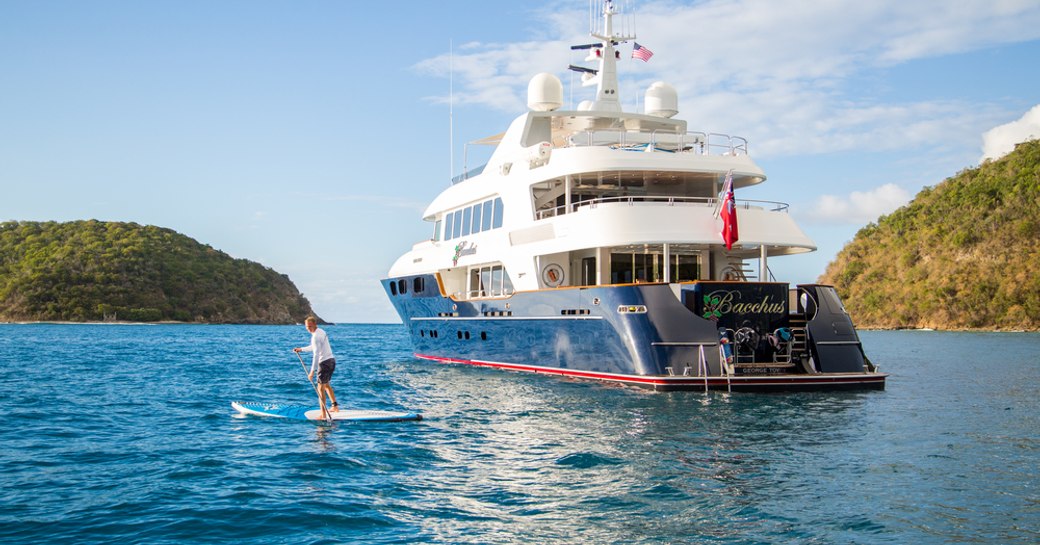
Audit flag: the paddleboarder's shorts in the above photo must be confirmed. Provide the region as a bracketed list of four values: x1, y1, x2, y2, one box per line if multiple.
[316, 358, 336, 384]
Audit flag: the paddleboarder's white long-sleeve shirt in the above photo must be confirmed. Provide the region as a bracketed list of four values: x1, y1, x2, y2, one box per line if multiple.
[300, 327, 335, 374]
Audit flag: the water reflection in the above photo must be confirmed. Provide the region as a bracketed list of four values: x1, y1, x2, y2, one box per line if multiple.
[388, 359, 886, 543]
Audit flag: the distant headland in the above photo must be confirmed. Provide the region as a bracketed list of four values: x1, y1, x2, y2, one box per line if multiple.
[820, 139, 1040, 331]
[0, 220, 321, 324]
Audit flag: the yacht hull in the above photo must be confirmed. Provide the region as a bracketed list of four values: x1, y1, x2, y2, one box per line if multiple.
[384, 276, 886, 392]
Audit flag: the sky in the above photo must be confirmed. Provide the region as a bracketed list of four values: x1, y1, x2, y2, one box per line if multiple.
[2, 0, 1039, 324]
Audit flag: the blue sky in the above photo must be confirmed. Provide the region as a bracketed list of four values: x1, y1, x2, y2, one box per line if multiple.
[3, 0, 1039, 323]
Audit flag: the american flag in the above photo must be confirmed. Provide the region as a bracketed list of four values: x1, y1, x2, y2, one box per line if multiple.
[632, 42, 654, 62]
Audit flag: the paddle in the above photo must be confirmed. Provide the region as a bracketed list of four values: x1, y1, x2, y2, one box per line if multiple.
[295, 351, 333, 423]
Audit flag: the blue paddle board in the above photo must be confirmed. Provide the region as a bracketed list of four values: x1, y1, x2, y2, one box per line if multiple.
[232, 401, 421, 422]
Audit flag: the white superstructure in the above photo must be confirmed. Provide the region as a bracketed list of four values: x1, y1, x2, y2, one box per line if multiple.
[389, 1, 813, 300]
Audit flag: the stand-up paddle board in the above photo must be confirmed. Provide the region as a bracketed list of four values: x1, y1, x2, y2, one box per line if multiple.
[232, 401, 422, 422]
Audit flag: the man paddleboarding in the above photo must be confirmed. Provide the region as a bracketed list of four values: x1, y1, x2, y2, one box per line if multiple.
[294, 316, 338, 419]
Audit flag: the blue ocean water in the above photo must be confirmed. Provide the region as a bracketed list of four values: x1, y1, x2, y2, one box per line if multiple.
[0, 324, 1037, 544]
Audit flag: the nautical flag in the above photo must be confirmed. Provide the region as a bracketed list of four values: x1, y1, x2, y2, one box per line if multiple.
[632, 42, 654, 62]
[720, 170, 739, 250]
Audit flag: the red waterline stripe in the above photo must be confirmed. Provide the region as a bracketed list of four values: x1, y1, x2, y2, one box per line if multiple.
[414, 353, 886, 386]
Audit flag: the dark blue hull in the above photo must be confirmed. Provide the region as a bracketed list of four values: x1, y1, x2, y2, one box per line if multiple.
[383, 276, 886, 392]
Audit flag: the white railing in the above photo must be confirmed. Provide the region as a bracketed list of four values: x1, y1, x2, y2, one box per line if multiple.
[566, 129, 749, 156]
[535, 196, 789, 220]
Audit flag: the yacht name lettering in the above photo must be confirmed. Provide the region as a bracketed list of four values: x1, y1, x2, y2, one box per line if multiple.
[706, 290, 785, 315]
[452, 241, 477, 266]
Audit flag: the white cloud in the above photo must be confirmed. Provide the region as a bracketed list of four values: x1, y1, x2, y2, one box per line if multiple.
[980, 104, 1040, 161]
[415, 0, 1040, 159]
[807, 183, 912, 224]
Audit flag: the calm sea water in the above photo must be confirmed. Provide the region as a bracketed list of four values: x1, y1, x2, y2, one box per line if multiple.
[0, 324, 1037, 544]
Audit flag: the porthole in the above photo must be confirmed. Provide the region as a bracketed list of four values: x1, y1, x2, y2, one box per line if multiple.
[464, 331, 471, 340]
[457, 331, 463, 340]
[480, 331, 487, 341]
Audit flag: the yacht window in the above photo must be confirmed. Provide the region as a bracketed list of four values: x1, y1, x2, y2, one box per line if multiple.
[609, 252, 700, 284]
[433, 220, 442, 241]
[471, 204, 482, 234]
[479, 267, 492, 297]
[469, 268, 481, 298]
[451, 210, 462, 239]
[389, 281, 397, 296]
[611, 253, 658, 283]
[481, 200, 493, 231]
[413, 277, 425, 293]
[581, 257, 597, 285]
[500, 266, 514, 293]
[670, 255, 700, 282]
[493, 198, 504, 229]
[397, 279, 408, 294]
[462, 206, 472, 236]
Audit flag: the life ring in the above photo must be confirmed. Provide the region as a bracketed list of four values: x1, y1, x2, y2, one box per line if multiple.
[541, 263, 565, 287]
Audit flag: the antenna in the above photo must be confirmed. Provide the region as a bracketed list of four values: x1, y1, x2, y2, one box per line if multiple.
[449, 39, 454, 182]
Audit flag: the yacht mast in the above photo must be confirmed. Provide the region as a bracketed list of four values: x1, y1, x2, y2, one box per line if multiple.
[588, 0, 635, 112]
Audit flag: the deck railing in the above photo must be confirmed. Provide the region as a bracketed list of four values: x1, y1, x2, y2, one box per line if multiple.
[452, 130, 750, 185]
[566, 130, 749, 156]
[535, 196, 789, 220]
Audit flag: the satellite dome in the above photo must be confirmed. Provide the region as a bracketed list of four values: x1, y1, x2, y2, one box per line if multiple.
[644, 81, 678, 118]
[527, 73, 563, 112]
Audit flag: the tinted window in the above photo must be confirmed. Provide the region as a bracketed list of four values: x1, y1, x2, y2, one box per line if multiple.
[462, 206, 472, 236]
[501, 266, 514, 293]
[398, 279, 407, 294]
[471, 204, 482, 234]
[482, 200, 493, 231]
[389, 281, 397, 296]
[413, 277, 424, 293]
[493, 198, 504, 228]
[451, 210, 462, 238]
[444, 213, 454, 240]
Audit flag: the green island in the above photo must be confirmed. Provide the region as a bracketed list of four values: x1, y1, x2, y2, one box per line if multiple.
[0, 220, 320, 324]
[820, 139, 1040, 331]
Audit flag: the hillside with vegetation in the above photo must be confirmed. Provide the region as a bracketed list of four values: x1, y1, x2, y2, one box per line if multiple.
[819, 139, 1040, 330]
[0, 220, 320, 323]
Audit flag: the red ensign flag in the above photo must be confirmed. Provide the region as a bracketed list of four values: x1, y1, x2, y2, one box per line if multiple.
[720, 172, 739, 250]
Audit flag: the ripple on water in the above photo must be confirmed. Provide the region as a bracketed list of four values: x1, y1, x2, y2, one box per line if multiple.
[0, 325, 1038, 544]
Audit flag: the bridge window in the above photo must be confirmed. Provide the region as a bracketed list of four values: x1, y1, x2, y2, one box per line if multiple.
[441, 196, 506, 241]
[462, 206, 472, 236]
[471, 203, 482, 234]
[482, 200, 492, 231]
[493, 198, 504, 228]
[451, 210, 462, 239]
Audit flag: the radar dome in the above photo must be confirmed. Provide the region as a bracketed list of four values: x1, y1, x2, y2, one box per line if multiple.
[527, 73, 563, 112]
[644, 81, 678, 118]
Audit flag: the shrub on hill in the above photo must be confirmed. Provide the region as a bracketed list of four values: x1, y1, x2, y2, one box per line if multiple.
[819, 139, 1040, 330]
[0, 220, 319, 323]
